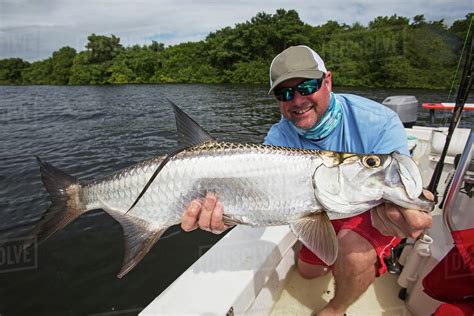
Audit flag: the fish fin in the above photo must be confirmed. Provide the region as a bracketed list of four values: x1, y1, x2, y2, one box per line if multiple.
[166, 98, 215, 148]
[99, 199, 167, 278]
[222, 214, 243, 226]
[33, 157, 88, 244]
[115, 213, 166, 278]
[290, 212, 338, 266]
[125, 99, 214, 214]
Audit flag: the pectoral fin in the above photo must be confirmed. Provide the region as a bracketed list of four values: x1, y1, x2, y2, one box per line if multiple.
[290, 212, 338, 266]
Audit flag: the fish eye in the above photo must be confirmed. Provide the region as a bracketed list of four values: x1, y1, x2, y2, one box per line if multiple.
[362, 155, 381, 168]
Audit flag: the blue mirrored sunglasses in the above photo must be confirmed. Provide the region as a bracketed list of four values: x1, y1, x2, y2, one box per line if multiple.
[274, 76, 326, 102]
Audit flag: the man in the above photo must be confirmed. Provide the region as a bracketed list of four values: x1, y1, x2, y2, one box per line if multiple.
[181, 45, 432, 315]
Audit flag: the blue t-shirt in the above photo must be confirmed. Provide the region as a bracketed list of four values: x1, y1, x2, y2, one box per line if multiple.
[264, 93, 409, 156]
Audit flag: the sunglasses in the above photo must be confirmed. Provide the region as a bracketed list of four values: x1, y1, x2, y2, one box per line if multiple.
[274, 76, 326, 102]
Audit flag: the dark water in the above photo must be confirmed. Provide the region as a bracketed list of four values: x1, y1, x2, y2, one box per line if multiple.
[0, 84, 472, 315]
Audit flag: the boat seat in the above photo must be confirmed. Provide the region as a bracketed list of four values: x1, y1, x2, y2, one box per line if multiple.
[429, 128, 471, 164]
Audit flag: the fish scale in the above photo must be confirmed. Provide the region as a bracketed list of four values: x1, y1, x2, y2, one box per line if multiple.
[82, 142, 322, 227]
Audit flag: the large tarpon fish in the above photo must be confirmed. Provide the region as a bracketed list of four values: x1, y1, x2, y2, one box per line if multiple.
[35, 100, 433, 278]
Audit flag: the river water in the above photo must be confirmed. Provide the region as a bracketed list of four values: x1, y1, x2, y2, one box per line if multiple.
[0, 84, 472, 315]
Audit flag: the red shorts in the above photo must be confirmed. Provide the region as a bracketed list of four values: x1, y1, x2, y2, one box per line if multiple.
[299, 210, 401, 277]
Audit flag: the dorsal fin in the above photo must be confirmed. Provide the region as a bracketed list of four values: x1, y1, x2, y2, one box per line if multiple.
[125, 99, 214, 214]
[166, 98, 215, 148]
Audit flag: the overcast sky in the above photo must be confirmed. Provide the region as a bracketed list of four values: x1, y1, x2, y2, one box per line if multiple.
[0, 0, 472, 61]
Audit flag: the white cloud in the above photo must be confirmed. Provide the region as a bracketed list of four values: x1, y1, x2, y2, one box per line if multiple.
[0, 0, 471, 61]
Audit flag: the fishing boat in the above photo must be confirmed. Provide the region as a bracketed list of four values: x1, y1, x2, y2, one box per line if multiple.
[139, 120, 472, 316]
[422, 102, 474, 124]
[140, 39, 473, 315]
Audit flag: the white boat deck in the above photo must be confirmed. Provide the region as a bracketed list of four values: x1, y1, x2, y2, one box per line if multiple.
[270, 266, 412, 316]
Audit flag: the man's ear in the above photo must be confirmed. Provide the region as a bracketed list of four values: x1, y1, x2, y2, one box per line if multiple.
[324, 71, 332, 91]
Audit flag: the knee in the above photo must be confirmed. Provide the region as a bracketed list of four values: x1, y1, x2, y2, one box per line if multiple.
[297, 259, 330, 279]
[335, 229, 377, 271]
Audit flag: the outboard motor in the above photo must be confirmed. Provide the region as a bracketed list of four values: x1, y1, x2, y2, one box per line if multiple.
[382, 96, 418, 128]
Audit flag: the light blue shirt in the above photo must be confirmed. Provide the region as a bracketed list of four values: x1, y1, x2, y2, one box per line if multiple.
[264, 93, 409, 155]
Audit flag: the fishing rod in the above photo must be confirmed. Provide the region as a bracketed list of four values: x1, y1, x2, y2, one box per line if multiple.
[396, 25, 473, 301]
[427, 32, 473, 200]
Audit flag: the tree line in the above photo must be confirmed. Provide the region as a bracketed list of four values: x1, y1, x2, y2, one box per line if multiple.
[0, 10, 472, 89]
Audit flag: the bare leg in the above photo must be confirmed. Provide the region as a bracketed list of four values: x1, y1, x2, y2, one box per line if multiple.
[297, 259, 330, 279]
[317, 229, 377, 316]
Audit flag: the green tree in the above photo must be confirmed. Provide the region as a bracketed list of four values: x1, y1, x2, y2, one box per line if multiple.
[0, 10, 469, 89]
[206, 9, 312, 83]
[68, 34, 124, 84]
[119, 46, 161, 83]
[369, 15, 409, 29]
[309, 20, 350, 55]
[0, 58, 30, 84]
[149, 41, 165, 52]
[21, 59, 52, 84]
[86, 33, 124, 63]
[401, 25, 456, 88]
[449, 13, 473, 40]
[152, 41, 218, 83]
[364, 15, 409, 86]
[69, 51, 110, 85]
[50, 46, 77, 84]
[229, 60, 269, 84]
[412, 14, 427, 27]
[107, 62, 135, 84]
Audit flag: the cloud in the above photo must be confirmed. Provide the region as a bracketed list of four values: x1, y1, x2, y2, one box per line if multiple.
[0, 0, 472, 61]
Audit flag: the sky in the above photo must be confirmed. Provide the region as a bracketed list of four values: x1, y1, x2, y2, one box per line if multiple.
[0, 0, 472, 61]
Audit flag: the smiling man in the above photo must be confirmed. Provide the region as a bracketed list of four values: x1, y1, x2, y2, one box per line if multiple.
[265, 45, 410, 155]
[181, 45, 433, 316]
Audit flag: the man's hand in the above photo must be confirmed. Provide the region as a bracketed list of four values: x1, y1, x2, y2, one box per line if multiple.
[371, 190, 434, 238]
[181, 192, 230, 234]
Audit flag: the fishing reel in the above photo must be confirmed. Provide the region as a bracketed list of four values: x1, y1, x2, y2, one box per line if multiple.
[383, 241, 414, 276]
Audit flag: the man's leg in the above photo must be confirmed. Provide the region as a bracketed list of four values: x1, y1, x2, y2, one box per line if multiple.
[317, 229, 377, 316]
[297, 242, 332, 279]
[297, 259, 330, 279]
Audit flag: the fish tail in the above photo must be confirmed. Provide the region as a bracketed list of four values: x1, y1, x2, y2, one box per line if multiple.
[34, 156, 88, 243]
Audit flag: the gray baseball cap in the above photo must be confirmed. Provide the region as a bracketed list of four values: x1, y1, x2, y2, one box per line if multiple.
[268, 45, 327, 94]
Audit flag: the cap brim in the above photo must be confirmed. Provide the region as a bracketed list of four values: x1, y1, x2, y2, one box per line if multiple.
[268, 70, 325, 95]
